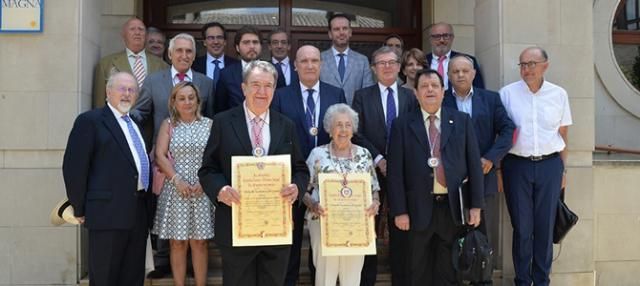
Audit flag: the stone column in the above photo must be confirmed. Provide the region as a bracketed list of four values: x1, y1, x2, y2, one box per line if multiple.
[474, 0, 595, 284]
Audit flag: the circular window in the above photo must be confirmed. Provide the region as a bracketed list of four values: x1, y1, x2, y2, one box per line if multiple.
[612, 0, 640, 91]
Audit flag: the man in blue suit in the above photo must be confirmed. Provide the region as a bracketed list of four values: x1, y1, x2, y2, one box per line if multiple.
[271, 45, 346, 286]
[425, 22, 485, 90]
[387, 69, 484, 286]
[320, 13, 375, 105]
[192, 22, 240, 92]
[63, 72, 150, 286]
[444, 55, 515, 284]
[267, 28, 299, 89]
[214, 25, 262, 113]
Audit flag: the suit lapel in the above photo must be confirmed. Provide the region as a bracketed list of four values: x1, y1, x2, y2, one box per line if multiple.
[409, 111, 431, 157]
[113, 53, 132, 74]
[372, 87, 386, 129]
[268, 113, 284, 155]
[101, 107, 136, 168]
[440, 108, 454, 148]
[323, 52, 341, 84]
[398, 88, 413, 115]
[230, 107, 253, 154]
[471, 90, 485, 130]
[293, 87, 307, 127]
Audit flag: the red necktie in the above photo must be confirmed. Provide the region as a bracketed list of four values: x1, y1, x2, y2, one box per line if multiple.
[177, 73, 186, 82]
[428, 115, 446, 187]
[437, 55, 446, 78]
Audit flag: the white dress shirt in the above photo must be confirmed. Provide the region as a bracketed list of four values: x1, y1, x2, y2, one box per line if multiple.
[453, 87, 474, 117]
[273, 56, 291, 86]
[206, 53, 226, 79]
[170, 66, 193, 86]
[107, 102, 148, 190]
[301, 81, 321, 146]
[499, 80, 572, 157]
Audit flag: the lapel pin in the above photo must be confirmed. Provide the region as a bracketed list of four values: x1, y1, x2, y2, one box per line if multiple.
[449, 120, 453, 124]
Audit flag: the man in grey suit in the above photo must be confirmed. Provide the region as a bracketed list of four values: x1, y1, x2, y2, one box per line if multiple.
[134, 33, 214, 142]
[320, 13, 374, 104]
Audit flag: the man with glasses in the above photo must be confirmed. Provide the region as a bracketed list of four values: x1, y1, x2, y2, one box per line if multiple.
[268, 28, 298, 88]
[499, 47, 572, 286]
[193, 22, 240, 93]
[383, 34, 404, 57]
[351, 46, 418, 286]
[425, 22, 485, 90]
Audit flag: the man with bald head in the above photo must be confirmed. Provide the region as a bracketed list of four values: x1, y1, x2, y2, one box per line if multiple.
[443, 55, 514, 284]
[499, 47, 572, 286]
[94, 18, 168, 108]
[271, 45, 346, 286]
[425, 22, 484, 90]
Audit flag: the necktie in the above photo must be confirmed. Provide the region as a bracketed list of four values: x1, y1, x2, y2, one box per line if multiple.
[177, 73, 186, 82]
[338, 53, 346, 82]
[428, 115, 446, 187]
[386, 87, 396, 138]
[212, 59, 221, 86]
[132, 55, 146, 87]
[437, 55, 446, 78]
[122, 115, 150, 190]
[306, 89, 316, 147]
[250, 117, 263, 148]
[275, 62, 286, 85]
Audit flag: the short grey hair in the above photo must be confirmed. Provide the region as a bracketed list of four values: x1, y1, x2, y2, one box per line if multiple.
[323, 103, 359, 134]
[448, 54, 475, 72]
[242, 60, 278, 84]
[168, 33, 196, 54]
[371, 46, 400, 64]
[106, 72, 138, 92]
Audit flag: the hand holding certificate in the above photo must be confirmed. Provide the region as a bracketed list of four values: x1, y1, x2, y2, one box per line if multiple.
[318, 173, 377, 256]
[231, 154, 294, 246]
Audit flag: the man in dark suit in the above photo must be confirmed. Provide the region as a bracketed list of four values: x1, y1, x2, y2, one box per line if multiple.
[134, 33, 214, 142]
[425, 22, 484, 90]
[387, 69, 484, 286]
[444, 55, 515, 284]
[199, 61, 309, 286]
[351, 46, 418, 286]
[214, 25, 263, 113]
[192, 22, 240, 91]
[63, 72, 150, 286]
[268, 28, 299, 89]
[271, 45, 346, 286]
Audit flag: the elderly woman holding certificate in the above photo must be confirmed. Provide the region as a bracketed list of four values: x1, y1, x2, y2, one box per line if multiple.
[302, 103, 381, 286]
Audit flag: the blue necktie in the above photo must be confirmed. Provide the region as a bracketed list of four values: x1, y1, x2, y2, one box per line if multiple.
[386, 87, 396, 138]
[122, 115, 150, 190]
[213, 59, 221, 86]
[306, 89, 316, 147]
[338, 53, 346, 82]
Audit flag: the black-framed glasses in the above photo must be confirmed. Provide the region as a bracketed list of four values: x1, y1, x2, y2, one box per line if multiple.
[374, 60, 400, 67]
[517, 61, 546, 69]
[430, 33, 453, 40]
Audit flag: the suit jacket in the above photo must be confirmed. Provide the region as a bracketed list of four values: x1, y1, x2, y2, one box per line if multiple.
[425, 50, 485, 89]
[271, 81, 347, 158]
[213, 61, 244, 113]
[62, 106, 148, 230]
[93, 51, 168, 108]
[387, 107, 485, 231]
[192, 54, 240, 76]
[132, 68, 213, 142]
[320, 48, 375, 105]
[443, 88, 515, 197]
[198, 106, 310, 247]
[351, 84, 418, 159]
[271, 60, 300, 89]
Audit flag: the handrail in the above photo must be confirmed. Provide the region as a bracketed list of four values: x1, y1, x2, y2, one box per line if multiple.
[595, 145, 640, 155]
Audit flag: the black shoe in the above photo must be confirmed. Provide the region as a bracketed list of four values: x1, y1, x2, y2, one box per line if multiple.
[146, 265, 170, 279]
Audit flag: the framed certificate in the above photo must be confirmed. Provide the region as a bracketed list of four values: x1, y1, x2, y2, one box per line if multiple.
[318, 173, 376, 256]
[231, 154, 292, 246]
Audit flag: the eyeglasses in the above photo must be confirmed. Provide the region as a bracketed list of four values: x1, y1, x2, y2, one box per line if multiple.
[206, 35, 225, 41]
[270, 40, 289, 46]
[518, 61, 546, 69]
[114, 86, 137, 94]
[430, 33, 453, 40]
[374, 60, 400, 67]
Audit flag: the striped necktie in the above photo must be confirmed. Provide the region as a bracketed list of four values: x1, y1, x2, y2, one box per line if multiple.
[132, 55, 146, 87]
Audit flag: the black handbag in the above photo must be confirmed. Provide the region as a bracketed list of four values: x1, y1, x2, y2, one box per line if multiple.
[553, 189, 579, 244]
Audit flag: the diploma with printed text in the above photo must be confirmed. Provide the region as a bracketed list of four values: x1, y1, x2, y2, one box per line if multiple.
[318, 173, 376, 256]
[231, 155, 292, 246]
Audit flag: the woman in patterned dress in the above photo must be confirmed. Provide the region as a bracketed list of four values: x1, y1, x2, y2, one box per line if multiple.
[152, 81, 215, 286]
[302, 103, 381, 286]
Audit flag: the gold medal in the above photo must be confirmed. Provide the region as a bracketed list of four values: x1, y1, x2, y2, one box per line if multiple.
[428, 157, 439, 168]
[309, 126, 318, 136]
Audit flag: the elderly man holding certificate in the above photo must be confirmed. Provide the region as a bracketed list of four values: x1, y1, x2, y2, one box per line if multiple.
[302, 103, 381, 286]
[198, 60, 309, 286]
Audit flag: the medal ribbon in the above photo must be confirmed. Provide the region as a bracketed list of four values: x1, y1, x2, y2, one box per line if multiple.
[428, 115, 446, 187]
